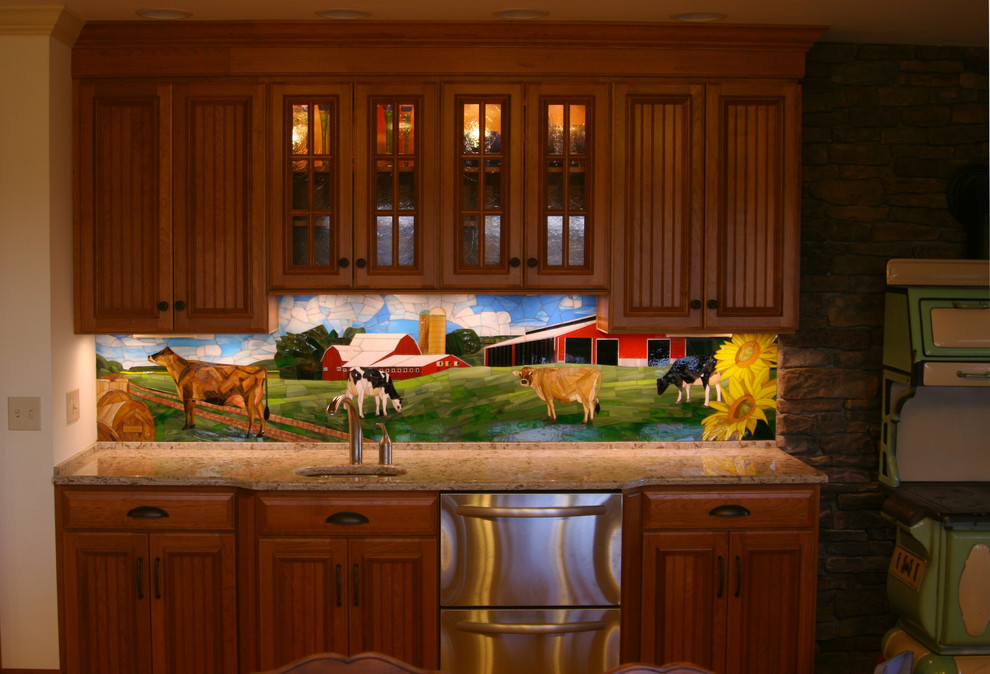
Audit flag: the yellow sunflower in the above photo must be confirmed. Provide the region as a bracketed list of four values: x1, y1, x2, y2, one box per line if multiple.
[701, 373, 777, 441]
[714, 333, 778, 387]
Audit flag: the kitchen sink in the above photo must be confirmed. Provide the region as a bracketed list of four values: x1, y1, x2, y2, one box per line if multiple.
[294, 465, 407, 477]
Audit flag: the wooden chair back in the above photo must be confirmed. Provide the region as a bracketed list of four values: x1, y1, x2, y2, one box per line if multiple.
[255, 652, 443, 674]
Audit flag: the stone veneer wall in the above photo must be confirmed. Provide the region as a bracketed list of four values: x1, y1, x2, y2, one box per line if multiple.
[778, 43, 988, 672]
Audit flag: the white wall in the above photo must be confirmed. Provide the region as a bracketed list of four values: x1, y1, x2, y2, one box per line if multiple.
[0, 8, 92, 669]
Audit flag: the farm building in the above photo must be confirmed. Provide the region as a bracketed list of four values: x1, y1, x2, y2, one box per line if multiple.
[321, 332, 469, 381]
[483, 318, 686, 368]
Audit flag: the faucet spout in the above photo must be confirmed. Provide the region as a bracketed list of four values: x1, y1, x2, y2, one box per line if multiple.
[327, 394, 362, 465]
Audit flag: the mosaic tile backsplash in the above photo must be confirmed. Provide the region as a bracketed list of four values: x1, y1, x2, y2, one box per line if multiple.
[95, 294, 778, 443]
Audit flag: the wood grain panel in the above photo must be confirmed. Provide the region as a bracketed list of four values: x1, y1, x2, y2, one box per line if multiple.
[642, 486, 817, 530]
[257, 538, 349, 669]
[640, 532, 725, 671]
[61, 532, 152, 674]
[608, 84, 704, 331]
[706, 83, 800, 331]
[725, 531, 817, 674]
[256, 492, 438, 537]
[60, 487, 236, 531]
[75, 83, 172, 334]
[172, 82, 274, 332]
[349, 538, 439, 668]
[151, 533, 238, 674]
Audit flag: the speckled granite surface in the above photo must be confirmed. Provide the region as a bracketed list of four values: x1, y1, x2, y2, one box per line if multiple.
[53, 441, 825, 491]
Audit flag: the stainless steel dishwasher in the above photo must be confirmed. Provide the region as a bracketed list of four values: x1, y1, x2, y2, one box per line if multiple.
[440, 492, 622, 674]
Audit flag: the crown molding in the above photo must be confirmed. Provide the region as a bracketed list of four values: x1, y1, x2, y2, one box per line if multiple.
[0, 6, 85, 46]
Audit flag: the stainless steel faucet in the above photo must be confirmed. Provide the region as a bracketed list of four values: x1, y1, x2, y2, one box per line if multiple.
[376, 423, 392, 466]
[327, 394, 362, 465]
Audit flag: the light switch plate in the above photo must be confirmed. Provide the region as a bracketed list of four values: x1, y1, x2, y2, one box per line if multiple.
[67, 389, 80, 424]
[8, 396, 42, 431]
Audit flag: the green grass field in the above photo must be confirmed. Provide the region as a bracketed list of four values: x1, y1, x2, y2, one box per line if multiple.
[124, 364, 775, 443]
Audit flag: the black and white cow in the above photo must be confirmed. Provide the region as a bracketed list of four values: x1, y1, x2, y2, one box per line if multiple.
[345, 367, 403, 418]
[656, 355, 723, 407]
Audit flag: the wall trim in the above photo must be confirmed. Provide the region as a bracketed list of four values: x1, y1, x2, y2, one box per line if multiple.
[0, 7, 84, 46]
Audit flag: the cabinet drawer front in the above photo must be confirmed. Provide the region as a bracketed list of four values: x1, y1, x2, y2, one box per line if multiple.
[257, 492, 438, 536]
[642, 487, 816, 530]
[60, 488, 235, 531]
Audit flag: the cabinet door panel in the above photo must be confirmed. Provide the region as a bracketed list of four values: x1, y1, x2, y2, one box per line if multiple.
[349, 538, 439, 668]
[524, 83, 609, 290]
[257, 538, 349, 669]
[640, 531, 726, 671]
[75, 82, 172, 334]
[172, 83, 273, 332]
[608, 84, 704, 331]
[62, 532, 152, 674]
[705, 83, 799, 331]
[354, 83, 438, 289]
[725, 530, 817, 674]
[440, 83, 524, 289]
[150, 533, 237, 674]
[270, 84, 354, 291]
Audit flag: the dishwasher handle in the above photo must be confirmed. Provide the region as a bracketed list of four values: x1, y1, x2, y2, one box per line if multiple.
[454, 505, 606, 519]
[455, 620, 608, 635]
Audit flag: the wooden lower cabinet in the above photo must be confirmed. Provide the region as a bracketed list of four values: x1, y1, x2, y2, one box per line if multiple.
[631, 486, 818, 674]
[57, 488, 238, 674]
[253, 492, 440, 671]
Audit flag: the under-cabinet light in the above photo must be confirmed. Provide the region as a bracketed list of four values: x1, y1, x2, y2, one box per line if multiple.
[317, 9, 372, 19]
[136, 8, 192, 19]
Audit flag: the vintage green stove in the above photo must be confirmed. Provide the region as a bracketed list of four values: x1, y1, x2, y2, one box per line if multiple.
[878, 259, 990, 674]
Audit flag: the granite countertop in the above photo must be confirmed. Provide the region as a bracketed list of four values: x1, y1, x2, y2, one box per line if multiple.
[53, 441, 826, 491]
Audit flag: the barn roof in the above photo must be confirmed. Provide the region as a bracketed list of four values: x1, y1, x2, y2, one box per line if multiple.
[483, 319, 598, 350]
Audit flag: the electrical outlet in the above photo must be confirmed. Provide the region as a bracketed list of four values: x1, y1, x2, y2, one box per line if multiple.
[67, 388, 80, 424]
[8, 396, 42, 431]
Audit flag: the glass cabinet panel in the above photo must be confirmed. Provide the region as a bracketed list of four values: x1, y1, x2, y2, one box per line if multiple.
[286, 100, 337, 268]
[455, 97, 507, 269]
[371, 100, 419, 270]
[541, 99, 590, 269]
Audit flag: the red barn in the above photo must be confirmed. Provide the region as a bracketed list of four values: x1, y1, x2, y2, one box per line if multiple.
[483, 319, 686, 368]
[321, 333, 420, 381]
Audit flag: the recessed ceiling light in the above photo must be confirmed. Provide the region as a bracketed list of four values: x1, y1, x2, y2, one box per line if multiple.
[317, 9, 372, 19]
[673, 11, 728, 22]
[136, 8, 192, 19]
[494, 8, 549, 19]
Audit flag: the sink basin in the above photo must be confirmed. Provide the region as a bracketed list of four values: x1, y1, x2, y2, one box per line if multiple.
[294, 465, 407, 477]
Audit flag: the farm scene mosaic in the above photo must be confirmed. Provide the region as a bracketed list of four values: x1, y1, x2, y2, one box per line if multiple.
[95, 294, 778, 443]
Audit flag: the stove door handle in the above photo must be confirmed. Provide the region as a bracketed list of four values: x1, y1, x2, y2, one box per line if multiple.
[455, 620, 608, 635]
[957, 370, 990, 379]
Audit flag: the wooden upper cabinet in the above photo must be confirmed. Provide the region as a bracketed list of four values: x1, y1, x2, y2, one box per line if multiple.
[440, 83, 524, 289]
[605, 83, 705, 332]
[604, 81, 799, 334]
[705, 82, 800, 332]
[75, 81, 275, 334]
[269, 83, 354, 291]
[172, 83, 274, 332]
[353, 82, 438, 290]
[75, 82, 173, 334]
[524, 83, 609, 291]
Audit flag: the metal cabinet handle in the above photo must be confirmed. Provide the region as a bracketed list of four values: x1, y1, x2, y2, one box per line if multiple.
[707, 299, 719, 310]
[355, 258, 367, 269]
[455, 505, 606, 519]
[325, 511, 370, 526]
[735, 555, 742, 598]
[154, 557, 161, 599]
[157, 301, 169, 312]
[717, 555, 725, 598]
[509, 257, 521, 268]
[353, 564, 360, 607]
[174, 300, 186, 311]
[957, 370, 990, 379]
[690, 299, 702, 310]
[526, 257, 538, 268]
[708, 504, 751, 518]
[335, 564, 342, 607]
[338, 257, 350, 268]
[136, 557, 144, 599]
[127, 505, 169, 519]
[456, 620, 608, 635]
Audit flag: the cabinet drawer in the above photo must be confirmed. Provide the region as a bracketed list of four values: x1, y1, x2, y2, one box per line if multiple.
[256, 492, 439, 537]
[59, 487, 236, 531]
[642, 487, 817, 530]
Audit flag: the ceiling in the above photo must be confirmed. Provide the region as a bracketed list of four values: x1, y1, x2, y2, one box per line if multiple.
[3, 0, 988, 46]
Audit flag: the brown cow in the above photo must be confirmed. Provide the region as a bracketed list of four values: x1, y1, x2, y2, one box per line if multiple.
[512, 365, 602, 423]
[149, 347, 270, 437]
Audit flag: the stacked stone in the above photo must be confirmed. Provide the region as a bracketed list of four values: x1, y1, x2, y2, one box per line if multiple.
[778, 42, 987, 673]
